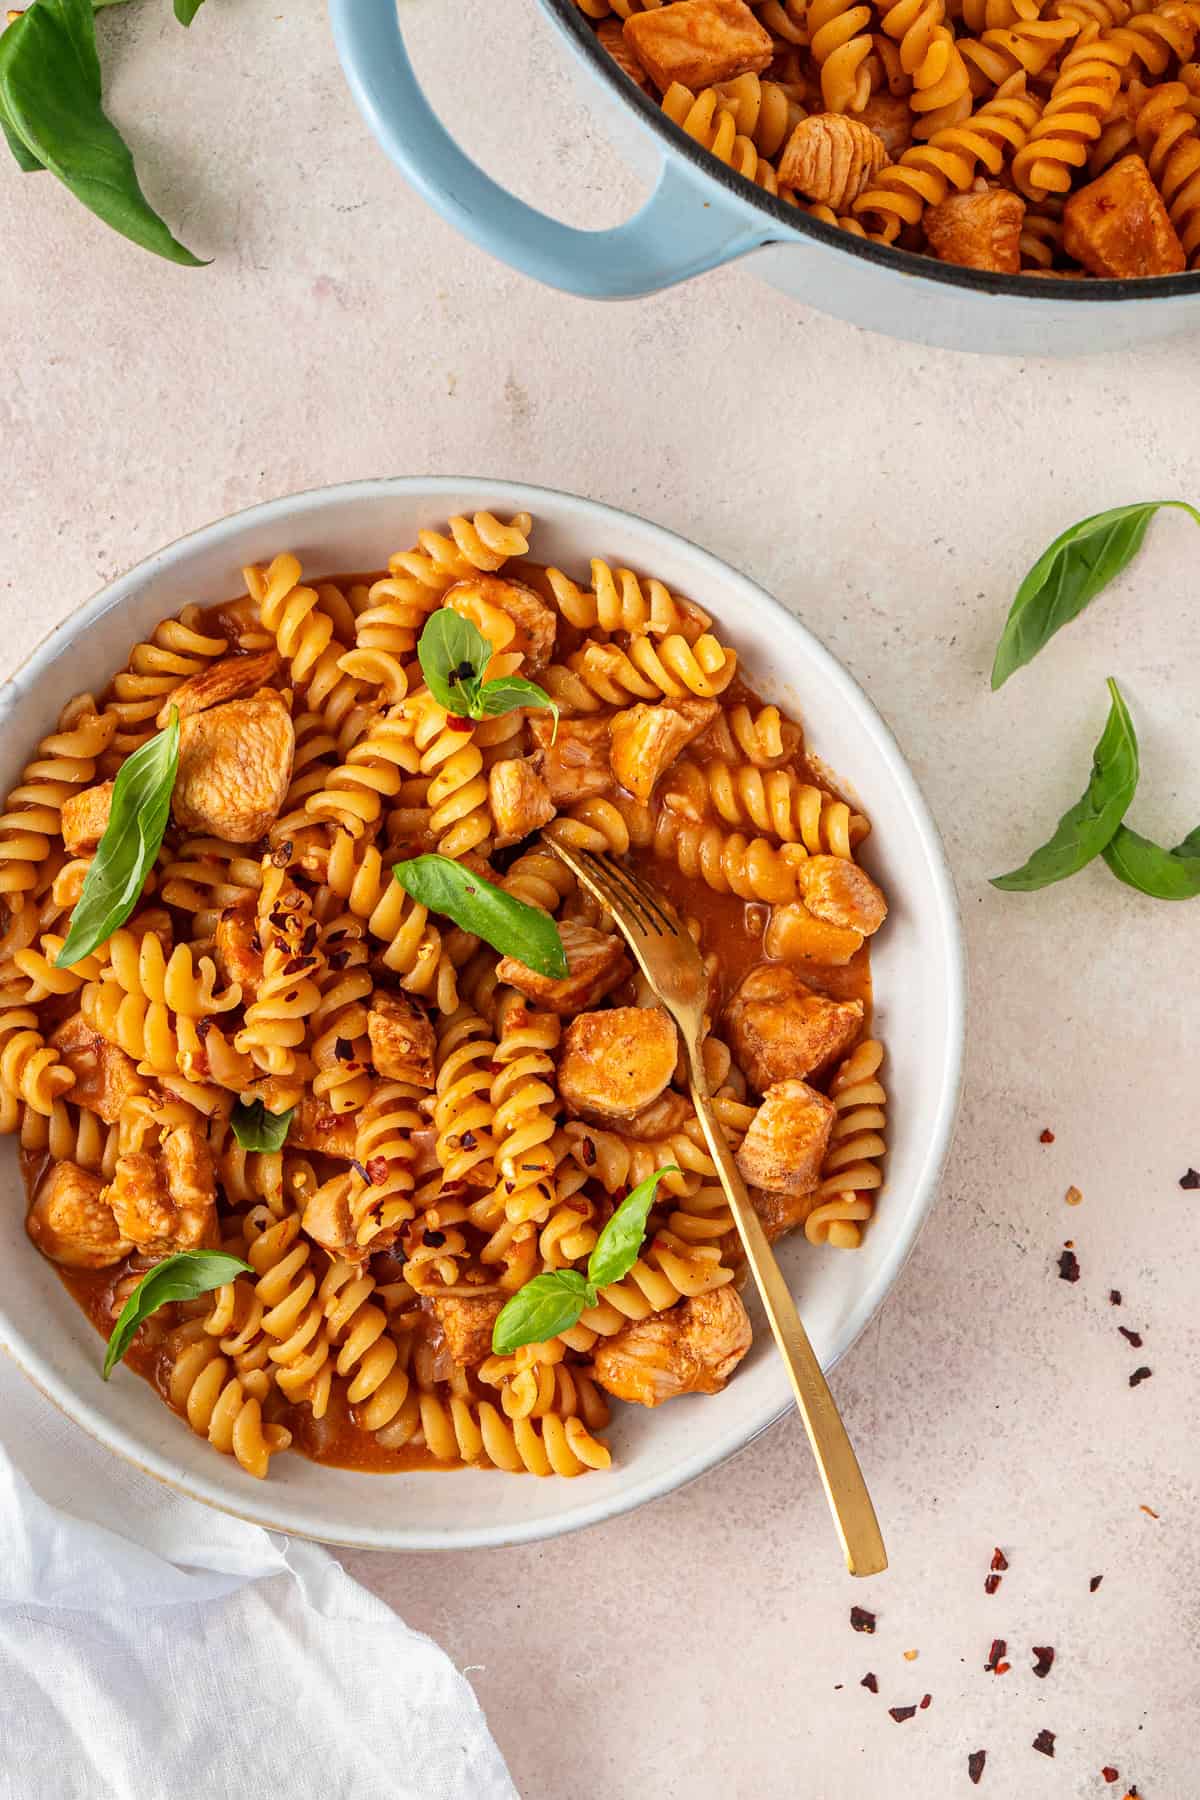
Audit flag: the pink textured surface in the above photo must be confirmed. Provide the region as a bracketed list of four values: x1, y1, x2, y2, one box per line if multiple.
[2, 2, 1199, 1794]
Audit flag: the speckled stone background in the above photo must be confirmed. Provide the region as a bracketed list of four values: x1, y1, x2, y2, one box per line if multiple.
[3, 2, 1199, 1795]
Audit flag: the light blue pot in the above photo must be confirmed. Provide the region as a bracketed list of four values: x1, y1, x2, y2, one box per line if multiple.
[330, 0, 1200, 354]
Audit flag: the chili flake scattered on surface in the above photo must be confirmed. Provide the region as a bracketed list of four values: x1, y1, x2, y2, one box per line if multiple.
[985, 1638, 1007, 1673]
[1101, 1771, 1119, 1785]
[1140, 1504, 1159, 1519]
[903, 1649, 918, 1661]
[1032, 1729, 1056, 1758]
[967, 1749, 986, 1785]
[1065, 1184, 1083, 1206]
[1118, 1326, 1144, 1348]
[990, 1548, 1008, 1571]
[1090, 1575, 1104, 1592]
[860, 1672, 878, 1693]
[1180, 1168, 1200, 1189]
[984, 1573, 1002, 1596]
[1109, 1289, 1122, 1306]
[1129, 1366, 1153, 1387]
[888, 1705, 917, 1723]
[1039, 1128, 1055, 1143]
[919, 1693, 932, 1710]
[850, 1606, 876, 1634]
[1031, 1645, 1055, 1679]
[1058, 1249, 1081, 1283]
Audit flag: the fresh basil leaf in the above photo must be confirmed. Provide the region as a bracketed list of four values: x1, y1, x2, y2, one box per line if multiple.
[103, 1250, 251, 1378]
[417, 610, 491, 717]
[2, 110, 43, 170]
[55, 707, 180, 967]
[392, 854, 569, 978]
[1102, 822, 1200, 900]
[174, 0, 205, 21]
[991, 502, 1200, 690]
[0, 0, 206, 265]
[992, 678, 1138, 892]
[587, 1166, 678, 1292]
[491, 1269, 591, 1356]
[230, 1099, 295, 1152]
[477, 675, 560, 741]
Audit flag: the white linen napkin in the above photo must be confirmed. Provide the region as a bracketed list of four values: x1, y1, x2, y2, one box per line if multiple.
[0, 1350, 517, 1800]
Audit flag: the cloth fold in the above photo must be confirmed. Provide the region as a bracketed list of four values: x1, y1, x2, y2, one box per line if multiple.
[0, 1350, 517, 1800]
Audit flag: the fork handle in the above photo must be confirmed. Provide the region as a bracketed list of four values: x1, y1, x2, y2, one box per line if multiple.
[686, 1063, 888, 1578]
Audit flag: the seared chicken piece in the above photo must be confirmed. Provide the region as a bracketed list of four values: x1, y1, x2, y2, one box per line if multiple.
[488, 758, 556, 847]
[366, 992, 436, 1088]
[214, 898, 263, 997]
[288, 1095, 358, 1159]
[51, 1012, 148, 1124]
[1064, 154, 1185, 278]
[60, 780, 115, 856]
[859, 92, 913, 159]
[608, 697, 718, 803]
[444, 575, 557, 676]
[795, 855, 887, 937]
[528, 715, 614, 804]
[172, 689, 295, 844]
[107, 1120, 217, 1255]
[623, 0, 772, 92]
[749, 1184, 814, 1243]
[618, 1088, 693, 1142]
[778, 114, 890, 212]
[593, 1287, 752, 1407]
[558, 1005, 679, 1120]
[924, 188, 1024, 274]
[154, 647, 281, 726]
[734, 1078, 836, 1198]
[301, 1173, 365, 1263]
[26, 1160, 132, 1268]
[763, 902, 864, 967]
[725, 962, 863, 1091]
[497, 920, 631, 1015]
[431, 1293, 506, 1366]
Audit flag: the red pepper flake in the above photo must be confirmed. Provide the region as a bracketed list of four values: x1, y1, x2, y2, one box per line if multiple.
[365, 1156, 389, 1186]
[1180, 1168, 1200, 1189]
[850, 1606, 876, 1634]
[1032, 1729, 1056, 1758]
[1058, 1249, 1081, 1282]
[967, 1750, 986, 1786]
[445, 714, 475, 731]
[1101, 1772, 1119, 1786]
[990, 1548, 1008, 1571]
[1109, 1289, 1122, 1306]
[1140, 1504, 1159, 1518]
[888, 1705, 917, 1723]
[1031, 1645, 1055, 1679]
[919, 1693, 931, 1710]
[334, 1036, 356, 1062]
[1118, 1326, 1143, 1348]
[860, 1672, 878, 1693]
[984, 1573, 1002, 1596]
[833, 1684, 843, 1691]
[984, 1638, 1007, 1673]
[1039, 1128, 1055, 1143]
[1129, 1366, 1152, 1387]
[580, 1137, 597, 1168]
[1090, 1575, 1104, 1591]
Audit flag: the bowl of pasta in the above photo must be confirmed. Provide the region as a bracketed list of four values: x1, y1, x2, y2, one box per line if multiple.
[0, 477, 963, 1549]
[331, 0, 1200, 354]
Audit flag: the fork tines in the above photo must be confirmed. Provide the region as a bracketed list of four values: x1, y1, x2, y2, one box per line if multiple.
[551, 841, 680, 939]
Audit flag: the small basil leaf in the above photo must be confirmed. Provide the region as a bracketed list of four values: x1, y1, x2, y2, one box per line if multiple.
[1102, 822, 1200, 901]
[174, 0, 205, 21]
[477, 675, 560, 741]
[417, 610, 491, 717]
[491, 1270, 590, 1355]
[992, 678, 1138, 892]
[392, 854, 569, 978]
[587, 1166, 679, 1292]
[230, 1099, 295, 1153]
[103, 1250, 251, 1379]
[55, 707, 180, 967]
[0, 0, 206, 265]
[991, 502, 1200, 690]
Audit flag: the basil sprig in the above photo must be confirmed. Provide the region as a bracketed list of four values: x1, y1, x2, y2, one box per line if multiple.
[0, 0, 205, 263]
[230, 1099, 294, 1152]
[991, 502, 1200, 690]
[55, 707, 181, 968]
[175, 0, 206, 22]
[992, 679, 1138, 892]
[1102, 822, 1200, 901]
[103, 1250, 251, 1378]
[393, 854, 568, 978]
[492, 1168, 679, 1355]
[417, 610, 558, 737]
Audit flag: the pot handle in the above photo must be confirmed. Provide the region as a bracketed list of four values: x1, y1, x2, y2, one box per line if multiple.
[329, 0, 774, 299]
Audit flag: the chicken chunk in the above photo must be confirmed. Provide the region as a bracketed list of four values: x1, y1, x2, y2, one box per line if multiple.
[624, 0, 773, 93]
[488, 758, 556, 847]
[725, 962, 863, 1091]
[609, 698, 719, 803]
[528, 715, 614, 804]
[444, 576, 557, 676]
[301, 1173, 365, 1263]
[366, 992, 436, 1088]
[51, 1012, 148, 1124]
[172, 689, 295, 844]
[763, 902, 864, 967]
[288, 1094, 358, 1159]
[430, 1293, 506, 1367]
[749, 1183, 814, 1244]
[593, 1287, 752, 1407]
[154, 647, 281, 727]
[214, 897, 263, 996]
[778, 113, 890, 212]
[924, 187, 1024, 274]
[859, 92, 913, 159]
[734, 1078, 836, 1197]
[60, 780, 114, 856]
[107, 1122, 217, 1255]
[558, 1005, 679, 1120]
[795, 855, 888, 937]
[619, 1088, 693, 1142]
[26, 1160, 132, 1269]
[496, 920, 631, 1015]
[1063, 155, 1185, 278]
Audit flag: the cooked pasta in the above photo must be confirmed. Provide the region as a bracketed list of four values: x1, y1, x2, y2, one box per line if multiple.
[12, 507, 890, 1481]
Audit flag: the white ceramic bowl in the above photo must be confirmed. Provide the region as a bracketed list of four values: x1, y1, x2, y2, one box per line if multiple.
[0, 478, 964, 1550]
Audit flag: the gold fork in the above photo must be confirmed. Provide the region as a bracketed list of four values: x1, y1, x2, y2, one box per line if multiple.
[547, 837, 887, 1577]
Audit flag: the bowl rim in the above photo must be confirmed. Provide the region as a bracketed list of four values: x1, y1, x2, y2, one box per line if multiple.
[542, 0, 1200, 308]
[0, 475, 966, 1550]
